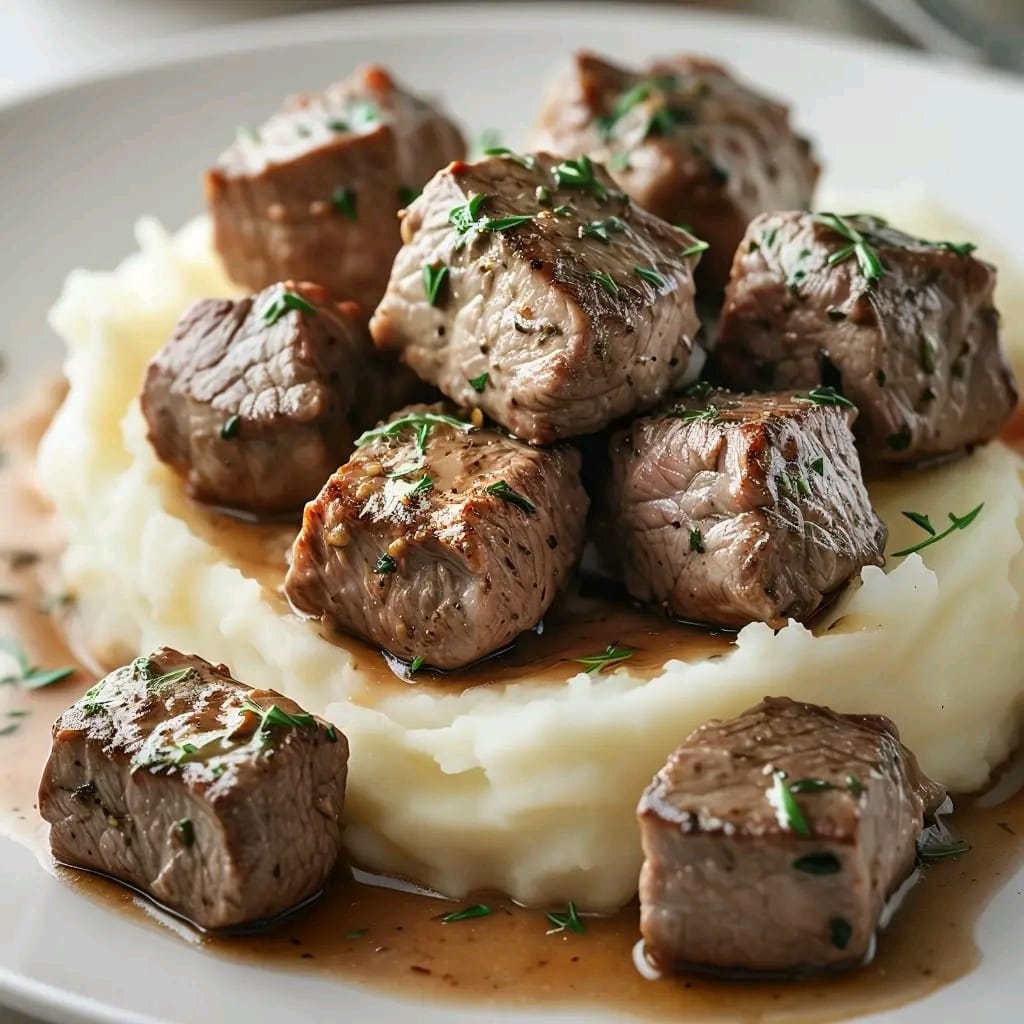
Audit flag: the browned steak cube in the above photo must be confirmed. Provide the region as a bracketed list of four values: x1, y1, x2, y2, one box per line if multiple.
[607, 388, 886, 628]
[284, 404, 589, 669]
[528, 52, 819, 294]
[369, 151, 703, 444]
[142, 281, 425, 515]
[38, 648, 348, 930]
[205, 65, 465, 309]
[715, 211, 1018, 463]
[638, 697, 946, 975]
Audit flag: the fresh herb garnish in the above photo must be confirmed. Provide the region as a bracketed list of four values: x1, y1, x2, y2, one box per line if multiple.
[892, 503, 984, 558]
[916, 837, 971, 863]
[261, 288, 316, 326]
[608, 152, 631, 172]
[441, 904, 491, 923]
[770, 771, 811, 838]
[327, 119, 349, 133]
[330, 186, 358, 220]
[672, 406, 719, 425]
[553, 156, 609, 200]
[788, 778, 834, 794]
[936, 240, 976, 256]
[680, 239, 710, 258]
[347, 100, 379, 130]
[815, 212, 885, 284]
[397, 185, 421, 206]
[325, 725, 338, 743]
[241, 698, 316, 734]
[481, 214, 534, 232]
[546, 900, 586, 935]
[483, 146, 536, 170]
[829, 917, 852, 950]
[793, 852, 841, 875]
[689, 528, 705, 553]
[449, 193, 489, 236]
[846, 774, 863, 797]
[811, 457, 825, 475]
[634, 266, 666, 288]
[588, 269, 619, 295]
[409, 475, 434, 498]
[408, 655, 424, 675]
[574, 644, 634, 675]
[485, 480, 535, 514]
[177, 818, 195, 848]
[422, 262, 448, 306]
[580, 217, 625, 243]
[374, 554, 397, 575]
[794, 386, 856, 409]
[469, 372, 490, 393]
[0, 638, 74, 689]
[220, 415, 241, 441]
[355, 411, 473, 451]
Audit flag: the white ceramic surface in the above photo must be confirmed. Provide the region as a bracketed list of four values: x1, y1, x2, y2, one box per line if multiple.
[0, 4, 1021, 1022]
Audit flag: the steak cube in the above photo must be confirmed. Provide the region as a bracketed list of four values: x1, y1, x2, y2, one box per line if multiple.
[284, 404, 589, 669]
[38, 648, 348, 930]
[638, 696, 946, 974]
[528, 52, 819, 293]
[142, 281, 425, 514]
[607, 388, 886, 628]
[715, 211, 1018, 463]
[369, 150, 703, 444]
[206, 65, 465, 309]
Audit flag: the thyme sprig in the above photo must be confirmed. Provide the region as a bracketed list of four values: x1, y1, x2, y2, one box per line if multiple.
[892, 504, 984, 558]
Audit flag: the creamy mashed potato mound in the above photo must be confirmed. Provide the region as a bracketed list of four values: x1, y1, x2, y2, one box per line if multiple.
[38, 206, 1024, 911]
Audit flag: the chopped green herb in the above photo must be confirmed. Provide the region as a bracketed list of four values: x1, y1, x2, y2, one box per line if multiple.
[793, 852, 841, 875]
[469, 372, 490, 393]
[892, 503, 983, 558]
[374, 553, 397, 575]
[683, 380, 714, 399]
[762, 226, 778, 248]
[917, 837, 971, 863]
[409, 475, 434, 498]
[902, 510, 935, 536]
[580, 217, 625, 244]
[295, 124, 312, 138]
[177, 818, 194, 848]
[634, 266, 666, 289]
[485, 480, 535, 514]
[0, 638, 74, 689]
[330, 186, 358, 220]
[546, 900, 586, 935]
[588, 269, 619, 295]
[846, 774, 863, 797]
[574, 644, 634, 675]
[422, 262, 448, 306]
[481, 214, 534, 232]
[325, 725, 339, 743]
[261, 288, 316, 326]
[770, 771, 811, 837]
[608, 151, 631, 172]
[241, 698, 316, 734]
[344, 927, 368, 939]
[552, 204, 573, 217]
[347, 100, 379, 130]
[788, 778, 834, 793]
[474, 128, 502, 154]
[680, 239, 710, 259]
[689, 528, 705, 554]
[327, 119, 349, 133]
[815, 212, 885, 284]
[355, 411, 473, 450]
[441, 904, 491, 923]
[811, 457, 825, 476]
[449, 193, 489, 236]
[794, 386, 856, 409]
[408, 655, 424, 675]
[553, 156, 608, 200]
[220, 415, 241, 441]
[535, 185, 552, 204]
[671, 406, 719, 425]
[483, 146, 536, 171]
[829, 917, 852, 950]
[936, 241, 976, 256]
[398, 185, 421, 206]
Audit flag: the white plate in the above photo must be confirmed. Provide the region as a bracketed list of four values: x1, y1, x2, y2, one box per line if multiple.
[1, 4, 1022, 1022]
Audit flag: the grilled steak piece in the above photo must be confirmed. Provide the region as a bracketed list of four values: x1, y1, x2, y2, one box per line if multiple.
[715, 211, 1018, 463]
[528, 52, 819, 294]
[284, 404, 589, 669]
[38, 648, 348, 930]
[142, 281, 425, 515]
[206, 65, 465, 309]
[369, 151, 703, 444]
[607, 388, 886, 628]
[638, 696, 946, 975]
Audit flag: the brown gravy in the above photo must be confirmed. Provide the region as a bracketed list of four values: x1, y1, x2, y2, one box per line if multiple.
[2, 385, 1023, 1023]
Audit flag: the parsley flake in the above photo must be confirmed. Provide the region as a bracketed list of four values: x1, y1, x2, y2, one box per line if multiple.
[469, 372, 490, 393]
[261, 288, 316, 326]
[485, 480, 535, 514]
[220, 415, 241, 441]
[689, 528, 705, 553]
[770, 771, 811, 838]
[680, 239, 710, 258]
[422, 262, 448, 306]
[355, 411, 473, 450]
[441, 904, 491, 923]
[794, 386, 856, 409]
[553, 156, 609, 200]
[374, 553, 397, 575]
[634, 266, 666, 288]
[330, 186, 358, 220]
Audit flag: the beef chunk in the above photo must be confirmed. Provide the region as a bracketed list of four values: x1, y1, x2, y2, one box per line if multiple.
[638, 696, 946, 975]
[38, 648, 348, 930]
[205, 65, 465, 309]
[284, 404, 589, 669]
[607, 388, 886, 628]
[369, 151, 702, 444]
[715, 211, 1018, 463]
[142, 281, 425, 514]
[528, 52, 819, 293]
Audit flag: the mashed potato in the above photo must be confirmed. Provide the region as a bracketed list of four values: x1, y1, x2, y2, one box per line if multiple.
[38, 207, 1024, 911]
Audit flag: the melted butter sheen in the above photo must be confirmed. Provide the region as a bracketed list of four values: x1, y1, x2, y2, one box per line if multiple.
[1, 385, 1022, 1023]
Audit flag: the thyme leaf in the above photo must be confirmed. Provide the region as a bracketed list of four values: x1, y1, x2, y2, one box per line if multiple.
[574, 644, 634, 674]
[484, 480, 535, 514]
[770, 771, 811, 838]
[441, 904, 491, 923]
[892, 503, 983, 558]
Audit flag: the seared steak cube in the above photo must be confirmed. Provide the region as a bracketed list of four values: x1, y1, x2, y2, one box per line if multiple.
[715, 211, 1018, 463]
[284, 404, 589, 669]
[206, 65, 465, 309]
[638, 697, 946, 974]
[607, 388, 886, 628]
[142, 281, 425, 514]
[369, 151, 702, 444]
[528, 52, 819, 293]
[38, 648, 348, 930]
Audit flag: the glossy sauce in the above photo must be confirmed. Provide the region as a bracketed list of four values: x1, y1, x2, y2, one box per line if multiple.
[1, 386, 1023, 1023]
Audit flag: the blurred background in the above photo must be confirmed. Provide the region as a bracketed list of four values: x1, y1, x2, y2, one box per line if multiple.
[1, 0, 1023, 102]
